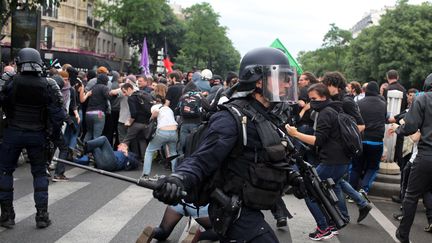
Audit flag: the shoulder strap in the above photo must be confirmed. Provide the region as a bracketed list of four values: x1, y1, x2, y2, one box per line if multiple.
[220, 99, 250, 156]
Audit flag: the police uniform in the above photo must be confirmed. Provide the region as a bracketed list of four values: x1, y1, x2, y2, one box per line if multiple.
[0, 48, 65, 229]
[153, 48, 303, 242]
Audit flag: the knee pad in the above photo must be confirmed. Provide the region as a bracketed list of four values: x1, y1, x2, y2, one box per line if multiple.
[0, 174, 14, 201]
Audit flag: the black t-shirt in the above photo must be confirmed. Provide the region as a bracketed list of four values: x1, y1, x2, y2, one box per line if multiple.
[87, 84, 110, 112]
[166, 83, 185, 113]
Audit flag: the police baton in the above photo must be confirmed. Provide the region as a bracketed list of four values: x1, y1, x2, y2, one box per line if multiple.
[52, 157, 158, 191]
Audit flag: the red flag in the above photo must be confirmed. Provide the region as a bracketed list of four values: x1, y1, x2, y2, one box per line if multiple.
[163, 57, 174, 73]
[163, 37, 174, 73]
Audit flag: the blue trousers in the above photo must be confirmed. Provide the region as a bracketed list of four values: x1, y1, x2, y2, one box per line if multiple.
[305, 164, 349, 229]
[86, 136, 117, 171]
[350, 142, 383, 192]
[0, 128, 48, 208]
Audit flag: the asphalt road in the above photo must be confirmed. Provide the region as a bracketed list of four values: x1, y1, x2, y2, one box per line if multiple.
[1, 161, 431, 243]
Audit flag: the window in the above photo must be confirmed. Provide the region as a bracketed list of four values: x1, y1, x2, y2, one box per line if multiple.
[42, 0, 58, 18]
[97, 38, 100, 53]
[87, 3, 94, 27]
[102, 39, 106, 53]
[43, 26, 54, 49]
[107, 41, 111, 52]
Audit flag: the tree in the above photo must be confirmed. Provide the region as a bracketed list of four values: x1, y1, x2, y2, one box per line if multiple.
[175, 3, 240, 76]
[347, 1, 432, 88]
[297, 24, 352, 77]
[322, 23, 352, 71]
[95, 0, 166, 72]
[128, 2, 186, 73]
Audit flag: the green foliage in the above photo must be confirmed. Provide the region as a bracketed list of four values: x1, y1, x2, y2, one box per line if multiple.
[299, 2, 432, 89]
[175, 3, 240, 76]
[128, 51, 141, 74]
[128, 3, 186, 73]
[347, 2, 432, 88]
[95, 0, 165, 39]
[298, 23, 352, 76]
[95, 0, 167, 71]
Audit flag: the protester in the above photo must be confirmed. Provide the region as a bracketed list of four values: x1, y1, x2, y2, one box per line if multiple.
[350, 81, 387, 193]
[141, 84, 178, 180]
[286, 83, 351, 240]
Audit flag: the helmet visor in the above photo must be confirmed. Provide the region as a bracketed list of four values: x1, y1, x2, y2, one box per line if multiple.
[263, 65, 297, 102]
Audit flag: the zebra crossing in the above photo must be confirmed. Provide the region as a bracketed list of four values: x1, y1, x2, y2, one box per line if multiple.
[1, 163, 431, 243]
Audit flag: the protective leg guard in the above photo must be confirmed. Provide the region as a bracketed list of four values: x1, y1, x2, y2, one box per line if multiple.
[35, 207, 51, 229]
[0, 201, 15, 229]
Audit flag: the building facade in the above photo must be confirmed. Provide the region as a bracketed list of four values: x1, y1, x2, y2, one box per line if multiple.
[1, 0, 130, 71]
[350, 6, 394, 38]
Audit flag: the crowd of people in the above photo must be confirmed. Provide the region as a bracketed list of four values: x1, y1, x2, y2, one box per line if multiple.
[1, 47, 431, 243]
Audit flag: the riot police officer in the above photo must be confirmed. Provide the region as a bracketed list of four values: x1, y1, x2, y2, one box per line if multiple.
[0, 48, 65, 229]
[153, 47, 304, 242]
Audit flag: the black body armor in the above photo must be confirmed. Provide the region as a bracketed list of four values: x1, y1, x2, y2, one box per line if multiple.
[213, 98, 291, 210]
[5, 74, 49, 131]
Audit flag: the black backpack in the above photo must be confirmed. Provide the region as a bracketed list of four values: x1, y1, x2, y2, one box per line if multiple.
[334, 110, 363, 158]
[182, 100, 246, 160]
[178, 91, 202, 118]
[135, 91, 153, 112]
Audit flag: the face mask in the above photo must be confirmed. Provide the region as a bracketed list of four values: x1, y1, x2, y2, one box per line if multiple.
[254, 87, 263, 95]
[310, 99, 330, 111]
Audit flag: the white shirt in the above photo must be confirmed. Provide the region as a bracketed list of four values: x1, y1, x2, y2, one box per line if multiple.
[151, 104, 177, 129]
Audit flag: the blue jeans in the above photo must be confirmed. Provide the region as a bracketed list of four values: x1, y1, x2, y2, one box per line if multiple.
[340, 178, 368, 209]
[179, 123, 199, 154]
[84, 111, 105, 142]
[86, 136, 117, 171]
[142, 129, 178, 176]
[64, 115, 80, 150]
[350, 142, 383, 192]
[305, 163, 349, 229]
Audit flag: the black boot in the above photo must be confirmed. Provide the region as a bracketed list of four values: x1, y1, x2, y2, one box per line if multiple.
[0, 201, 15, 229]
[35, 207, 51, 229]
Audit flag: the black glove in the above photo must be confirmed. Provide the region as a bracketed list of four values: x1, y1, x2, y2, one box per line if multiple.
[288, 171, 307, 199]
[153, 174, 185, 205]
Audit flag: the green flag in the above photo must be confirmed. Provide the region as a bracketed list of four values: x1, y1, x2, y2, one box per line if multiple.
[270, 38, 303, 75]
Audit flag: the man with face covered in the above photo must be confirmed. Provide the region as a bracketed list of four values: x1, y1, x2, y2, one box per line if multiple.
[152, 47, 304, 242]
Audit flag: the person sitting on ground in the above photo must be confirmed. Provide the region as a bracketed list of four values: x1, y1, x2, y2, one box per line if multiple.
[81, 136, 139, 172]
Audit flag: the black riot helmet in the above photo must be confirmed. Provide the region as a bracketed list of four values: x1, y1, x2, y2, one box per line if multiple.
[238, 47, 296, 102]
[15, 48, 44, 73]
[424, 73, 432, 92]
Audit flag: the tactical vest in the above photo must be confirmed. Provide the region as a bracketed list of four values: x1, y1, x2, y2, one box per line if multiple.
[5, 74, 49, 131]
[213, 98, 291, 210]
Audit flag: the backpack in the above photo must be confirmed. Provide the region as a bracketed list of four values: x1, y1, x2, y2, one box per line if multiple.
[135, 91, 153, 112]
[334, 111, 363, 158]
[178, 91, 202, 118]
[182, 100, 246, 160]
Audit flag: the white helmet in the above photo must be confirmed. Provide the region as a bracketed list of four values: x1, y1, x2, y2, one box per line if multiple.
[201, 69, 213, 80]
